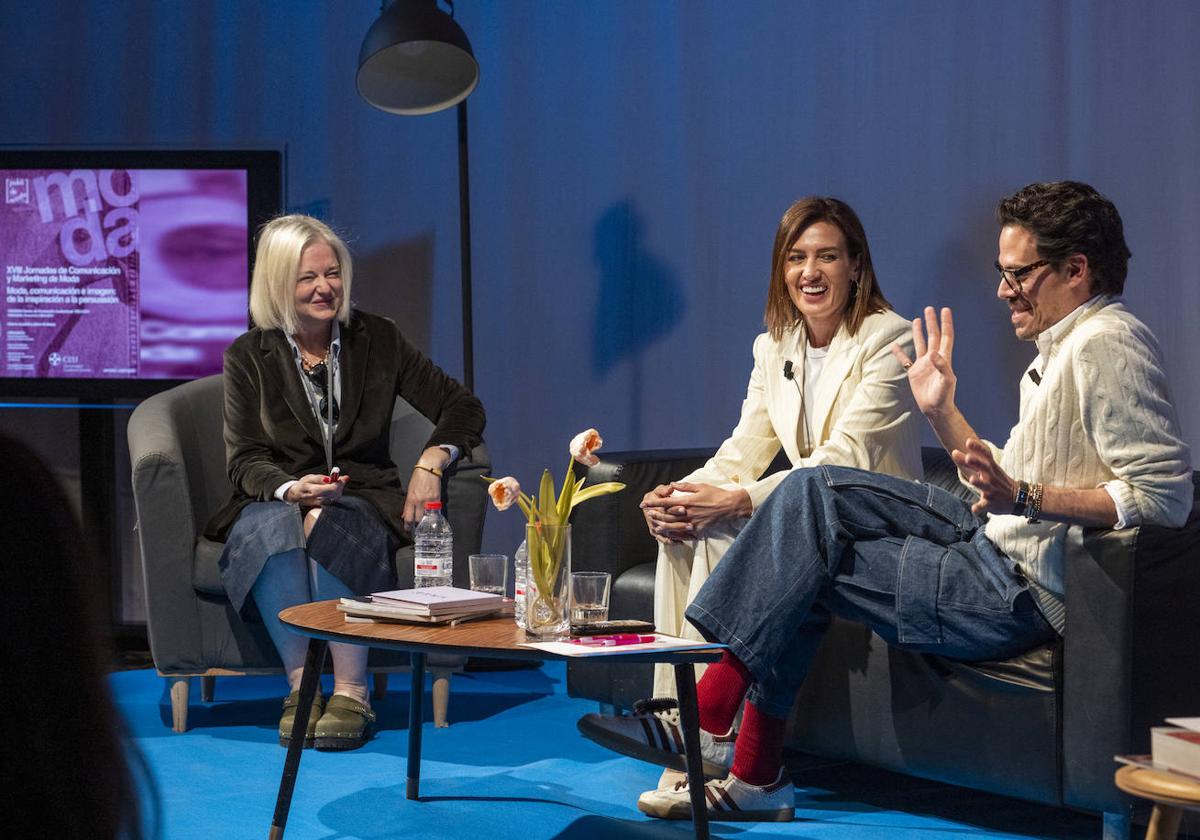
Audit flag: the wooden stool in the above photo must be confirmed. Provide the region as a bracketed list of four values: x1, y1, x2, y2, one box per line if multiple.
[1115, 765, 1200, 840]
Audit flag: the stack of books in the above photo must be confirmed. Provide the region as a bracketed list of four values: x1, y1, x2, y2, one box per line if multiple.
[1152, 718, 1200, 779]
[338, 586, 508, 625]
[1116, 717, 1200, 781]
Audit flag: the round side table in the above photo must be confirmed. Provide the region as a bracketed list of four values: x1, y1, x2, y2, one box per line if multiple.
[1115, 764, 1200, 840]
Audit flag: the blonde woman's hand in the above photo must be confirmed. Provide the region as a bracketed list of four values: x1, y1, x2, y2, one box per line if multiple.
[285, 473, 349, 508]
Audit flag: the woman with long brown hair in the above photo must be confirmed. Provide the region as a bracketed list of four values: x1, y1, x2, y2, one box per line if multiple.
[580, 196, 923, 801]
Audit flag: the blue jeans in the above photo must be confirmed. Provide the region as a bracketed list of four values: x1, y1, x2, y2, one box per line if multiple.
[219, 496, 400, 616]
[684, 466, 1056, 719]
[251, 547, 355, 665]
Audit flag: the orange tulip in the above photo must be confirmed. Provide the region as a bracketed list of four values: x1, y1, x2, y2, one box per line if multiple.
[570, 428, 603, 467]
[487, 476, 521, 511]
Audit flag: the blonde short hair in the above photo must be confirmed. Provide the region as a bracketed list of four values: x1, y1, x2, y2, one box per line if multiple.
[248, 214, 354, 334]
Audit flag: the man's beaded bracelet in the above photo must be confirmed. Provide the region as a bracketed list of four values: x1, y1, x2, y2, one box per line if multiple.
[1026, 482, 1044, 524]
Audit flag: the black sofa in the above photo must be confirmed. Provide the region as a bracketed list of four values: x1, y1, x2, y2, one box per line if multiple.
[567, 446, 1200, 831]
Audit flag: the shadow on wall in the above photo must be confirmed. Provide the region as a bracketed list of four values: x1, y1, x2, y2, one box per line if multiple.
[355, 236, 434, 352]
[590, 200, 685, 378]
[926, 198, 1030, 442]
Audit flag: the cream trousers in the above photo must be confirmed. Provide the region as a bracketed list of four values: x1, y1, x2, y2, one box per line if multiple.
[651, 515, 748, 699]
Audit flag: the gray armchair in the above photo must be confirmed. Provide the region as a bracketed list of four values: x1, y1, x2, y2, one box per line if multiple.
[128, 374, 490, 731]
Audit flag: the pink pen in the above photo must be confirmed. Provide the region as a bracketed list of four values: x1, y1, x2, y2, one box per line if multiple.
[571, 634, 656, 647]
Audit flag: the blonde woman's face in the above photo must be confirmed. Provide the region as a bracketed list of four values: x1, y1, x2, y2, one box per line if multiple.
[292, 240, 343, 336]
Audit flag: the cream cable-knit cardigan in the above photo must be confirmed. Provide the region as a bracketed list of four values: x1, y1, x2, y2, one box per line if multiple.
[978, 297, 1192, 627]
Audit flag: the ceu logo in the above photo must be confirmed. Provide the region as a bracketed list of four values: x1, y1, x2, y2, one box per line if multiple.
[48, 352, 62, 367]
[5, 177, 30, 205]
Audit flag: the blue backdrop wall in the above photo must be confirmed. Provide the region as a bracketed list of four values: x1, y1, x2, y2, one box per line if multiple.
[3, 0, 1198, 557]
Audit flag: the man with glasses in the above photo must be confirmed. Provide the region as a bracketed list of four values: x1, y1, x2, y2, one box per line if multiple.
[583, 181, 1193, 822]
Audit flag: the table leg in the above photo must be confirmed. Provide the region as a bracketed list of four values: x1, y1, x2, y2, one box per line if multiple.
[407, 652, 426, 801]
[269, 638, 328, 840]
[1146, 803, 1182, 840]
[674, 663, 710, 840]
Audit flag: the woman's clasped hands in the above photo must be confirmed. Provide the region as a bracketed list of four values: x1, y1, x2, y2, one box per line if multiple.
[641, 481, 753, 544]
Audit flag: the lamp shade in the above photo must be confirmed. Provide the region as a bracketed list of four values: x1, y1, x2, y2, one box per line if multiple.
[357, 0, 479, 115]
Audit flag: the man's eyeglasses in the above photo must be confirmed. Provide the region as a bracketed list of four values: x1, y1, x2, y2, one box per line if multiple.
[994, 259, 1052, 294]
[304, 361, 340, 423]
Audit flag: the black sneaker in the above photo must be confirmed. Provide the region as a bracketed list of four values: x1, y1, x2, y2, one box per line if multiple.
[577, 698, 735, 778]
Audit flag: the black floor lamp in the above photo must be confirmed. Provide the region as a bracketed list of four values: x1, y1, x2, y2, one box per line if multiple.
[356, 0, 480, 391]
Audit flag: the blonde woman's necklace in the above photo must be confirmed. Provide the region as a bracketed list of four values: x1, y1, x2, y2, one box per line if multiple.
[300, 346, 330, 373]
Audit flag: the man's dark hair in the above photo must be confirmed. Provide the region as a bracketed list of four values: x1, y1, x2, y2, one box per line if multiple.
[997, 181, 1131, 295]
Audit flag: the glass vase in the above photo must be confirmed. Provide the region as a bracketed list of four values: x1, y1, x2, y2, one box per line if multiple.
[524, 522, 571, 639]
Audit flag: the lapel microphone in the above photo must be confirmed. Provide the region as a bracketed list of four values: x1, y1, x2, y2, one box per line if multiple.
[783, 359, 810, 447]
[1028, 369, 1042, 385]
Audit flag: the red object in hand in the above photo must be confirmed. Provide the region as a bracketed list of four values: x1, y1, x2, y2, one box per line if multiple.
[322, 476, 332, 484]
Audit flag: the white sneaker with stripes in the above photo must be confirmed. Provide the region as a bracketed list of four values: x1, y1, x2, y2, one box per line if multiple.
[577, 699, 735, 779]
[636, 769, 795, 822]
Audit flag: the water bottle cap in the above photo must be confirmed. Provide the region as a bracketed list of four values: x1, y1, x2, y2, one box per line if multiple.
[424, 501, 442, 510]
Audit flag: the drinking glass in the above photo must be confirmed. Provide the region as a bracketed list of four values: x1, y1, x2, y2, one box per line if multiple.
[468, 553, 508, 596]
[570, 571, 611, 629]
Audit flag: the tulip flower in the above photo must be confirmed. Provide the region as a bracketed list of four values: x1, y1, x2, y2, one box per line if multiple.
[570, 428, 603, 467]
[482, 430, 625, 633]
[487, 476, 521, 511]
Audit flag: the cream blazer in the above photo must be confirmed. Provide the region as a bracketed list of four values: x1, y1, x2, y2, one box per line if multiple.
[683, 309, 924, 509]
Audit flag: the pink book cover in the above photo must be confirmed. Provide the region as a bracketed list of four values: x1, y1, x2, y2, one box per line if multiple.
[1164, 731, 1200, 745]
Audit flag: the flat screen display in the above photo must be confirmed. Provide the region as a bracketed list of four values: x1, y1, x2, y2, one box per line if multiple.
[0, 149, 282, 398]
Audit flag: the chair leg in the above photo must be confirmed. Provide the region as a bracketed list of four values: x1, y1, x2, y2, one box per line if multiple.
[200, 675, 216, 703]
[1102, 810, 1131, 840]
[168, 676, 191, 733]
[372, 673, 388, 700]
[430, 668, 452, 728]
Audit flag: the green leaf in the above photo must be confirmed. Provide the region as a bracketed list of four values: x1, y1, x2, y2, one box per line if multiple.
[517, 496, 535, 522]
[556, 455, 576, 523]
[569, 481, 626, 508]
[538, 469, 557, 524]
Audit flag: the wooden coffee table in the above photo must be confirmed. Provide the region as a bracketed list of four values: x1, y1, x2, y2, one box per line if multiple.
[268, 600, 725, 839]
[1115, 764, 1200, 840]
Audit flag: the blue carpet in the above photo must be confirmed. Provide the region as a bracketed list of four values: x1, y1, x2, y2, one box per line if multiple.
[112, 663, 1108, 839]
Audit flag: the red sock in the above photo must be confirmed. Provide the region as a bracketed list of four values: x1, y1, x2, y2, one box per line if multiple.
[696, 651, 753, 735]
[730, 701, 786, 786]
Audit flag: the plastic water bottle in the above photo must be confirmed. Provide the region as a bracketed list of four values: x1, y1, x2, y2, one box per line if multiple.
[514, 539, 530, 628]
[414, 501, 453, 588]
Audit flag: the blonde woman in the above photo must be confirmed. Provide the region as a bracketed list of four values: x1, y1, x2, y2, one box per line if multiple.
[205, 214, 485, 750]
